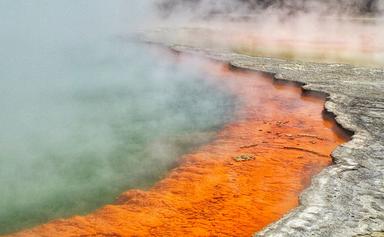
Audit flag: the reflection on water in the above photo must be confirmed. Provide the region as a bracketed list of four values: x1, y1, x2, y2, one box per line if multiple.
[0, 1, 236, 234]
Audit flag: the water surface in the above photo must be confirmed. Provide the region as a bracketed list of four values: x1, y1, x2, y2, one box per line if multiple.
[0, 1, 236, 234]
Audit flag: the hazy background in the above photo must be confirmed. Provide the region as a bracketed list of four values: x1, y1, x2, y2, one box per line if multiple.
[0, 0, 236, 234]
[154, 0, 384, 65]
[157, 0, 384, 17]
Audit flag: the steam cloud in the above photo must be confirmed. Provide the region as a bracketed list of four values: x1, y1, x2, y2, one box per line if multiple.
[153, 0, 384, 65]
[0, 0, 236, 234]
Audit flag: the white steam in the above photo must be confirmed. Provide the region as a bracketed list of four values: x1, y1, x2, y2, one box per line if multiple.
[0, 0, 236, 234]
[152, 0, 384, 65]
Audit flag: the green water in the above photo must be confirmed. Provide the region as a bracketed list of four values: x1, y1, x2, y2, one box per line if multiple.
[0, 1, 236, 234]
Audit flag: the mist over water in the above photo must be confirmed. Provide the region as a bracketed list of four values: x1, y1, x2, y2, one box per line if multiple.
[155, 0, 384, 66]
[0, 1, 236, 234]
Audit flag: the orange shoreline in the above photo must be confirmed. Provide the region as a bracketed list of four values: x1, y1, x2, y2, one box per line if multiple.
[9, 62, 349, 237]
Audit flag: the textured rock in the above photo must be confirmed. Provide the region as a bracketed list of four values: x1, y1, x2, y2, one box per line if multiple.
[356, 232, 384, 237]
[141, 35, 384, 236]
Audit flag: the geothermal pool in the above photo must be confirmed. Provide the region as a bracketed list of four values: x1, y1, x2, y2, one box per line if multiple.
[6, 57, 351, 236]
[8, 60, 350, 237]
[2, 1, 351, 236]
[0, 1, 236, 234]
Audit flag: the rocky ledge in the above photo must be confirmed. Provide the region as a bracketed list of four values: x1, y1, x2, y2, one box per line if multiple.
[142, 35, 384, 236]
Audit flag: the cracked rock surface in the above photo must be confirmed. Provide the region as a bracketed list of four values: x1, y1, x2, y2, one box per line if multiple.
[141, 33, 384, 236]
